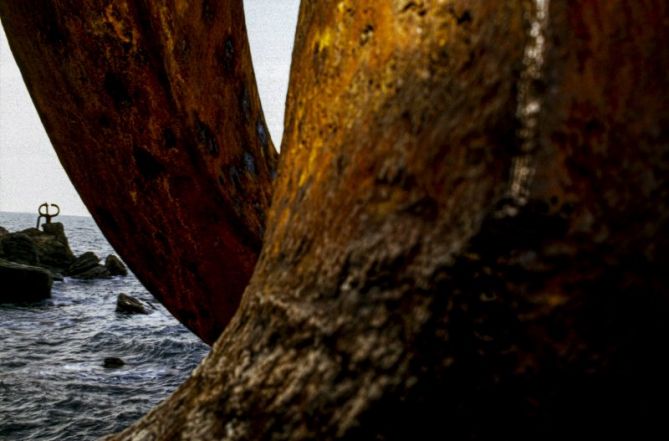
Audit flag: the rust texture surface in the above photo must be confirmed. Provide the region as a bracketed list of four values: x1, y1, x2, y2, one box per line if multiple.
[3, 0, 669, 439]
[109, 0, 669, 438]
[0, 0, 278, 344]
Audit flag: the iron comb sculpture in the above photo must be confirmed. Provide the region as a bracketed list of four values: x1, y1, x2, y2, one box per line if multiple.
[36, 202, 60, 229]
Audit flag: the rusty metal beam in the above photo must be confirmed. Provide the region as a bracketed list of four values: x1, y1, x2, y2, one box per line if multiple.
[110, 0, 669, 438]
[0, 0, 278, 344]
[3, 0, 669, 438]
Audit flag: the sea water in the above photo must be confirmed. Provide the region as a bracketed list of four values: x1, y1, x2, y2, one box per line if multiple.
[0, 212, 208, 440]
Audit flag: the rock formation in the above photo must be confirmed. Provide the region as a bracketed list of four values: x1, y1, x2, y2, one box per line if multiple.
[33, 222, 76, 269]
[0, 222, 76, 271]
[0, 232, 39, 266]
[1, 0, 668, 439]
[0, 223, 128, 297]
[0, 258, 53, 303]
[116, 293, 150, 315]
[103, 357, 126, 369]
[65, 251, 111, 279]
[106, 255, 128, 277]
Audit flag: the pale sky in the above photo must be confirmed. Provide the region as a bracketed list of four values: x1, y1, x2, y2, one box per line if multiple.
[0, 0, 299, 216]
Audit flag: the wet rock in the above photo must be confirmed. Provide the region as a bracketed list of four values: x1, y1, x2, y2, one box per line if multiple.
[0, 224, 113, 280]
[105, 254, 128, 276]
[116, 293, 149, 314]
[66, 251, 100, 274]
[103, 357, 125, 368]
[41, 222, 69, 245]
[24, 223, 76, 270]
[73, 265, 112, 280]
[66, 252, 100, 275]
[66, 252, 112, 279]
[0, 258, 52, 303]
[0, 233, 39, 266]
[0, 223, 76, 272]
[0, 226, 8, 236]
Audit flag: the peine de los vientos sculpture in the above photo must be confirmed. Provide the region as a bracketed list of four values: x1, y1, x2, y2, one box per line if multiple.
[1, 0, 668, 439]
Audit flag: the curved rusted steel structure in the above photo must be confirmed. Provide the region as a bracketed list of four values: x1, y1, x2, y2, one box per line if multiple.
[2, 0, 669, 439]
[0, 0, 277, 344]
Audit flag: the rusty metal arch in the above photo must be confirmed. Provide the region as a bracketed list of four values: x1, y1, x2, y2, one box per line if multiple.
[2, 1, 669, 438]
[1, 0, 277, 344]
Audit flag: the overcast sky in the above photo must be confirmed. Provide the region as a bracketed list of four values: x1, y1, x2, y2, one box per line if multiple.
[0, 0, 299, 216]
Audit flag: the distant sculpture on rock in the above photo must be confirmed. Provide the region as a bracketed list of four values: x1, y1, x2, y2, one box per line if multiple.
[0, 221, 127, 297]
[36, 202, 60, 229]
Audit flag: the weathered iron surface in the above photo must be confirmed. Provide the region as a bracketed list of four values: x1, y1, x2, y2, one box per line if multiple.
[0, 0, 277, 344]
[3, 0, 669, 438]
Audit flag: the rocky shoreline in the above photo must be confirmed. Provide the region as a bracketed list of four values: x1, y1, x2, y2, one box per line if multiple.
[0, 222, 127, 303]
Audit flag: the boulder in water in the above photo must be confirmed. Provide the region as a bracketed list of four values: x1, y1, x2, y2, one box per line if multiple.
[0, 223, 112, 280]
[0, 233, 39, 266]
[103, 357, 125, 368]
[116, 293, 149, 314]
[66, 252, 111, 279]
[0, 223, 76, 272]
[28, 223, 76, 270]
[105, 254, 128, 276]
[66, 251, 100, 275]
[74, 265, 112, 280]
[41, 222, 70, 246]
[0, 258, 52, 303]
